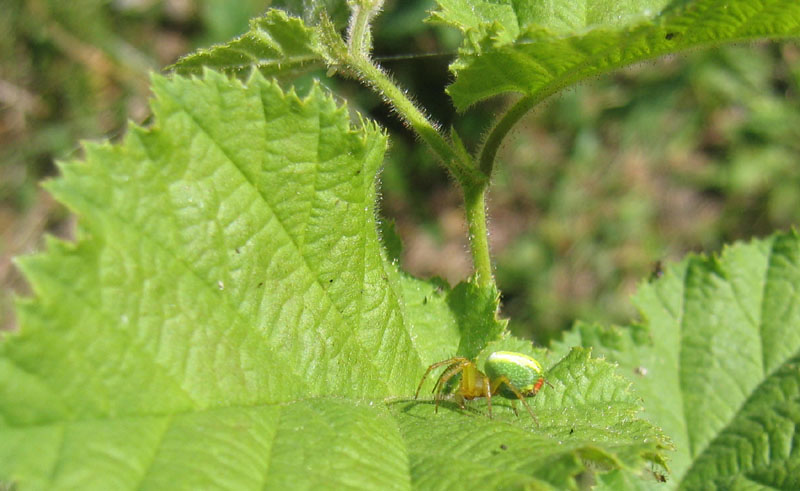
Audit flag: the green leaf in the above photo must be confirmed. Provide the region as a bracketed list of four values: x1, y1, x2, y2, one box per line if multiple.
[449, 281, 507, 359]
[560, 231, 800, 488]
[397, 347, 671, 490]
[430, 0, 671, 39]
[169, 9, 324, 78]
[274, 0, 352, 28]
[432, 0, 800, 110]
[0, 72, 667, 488]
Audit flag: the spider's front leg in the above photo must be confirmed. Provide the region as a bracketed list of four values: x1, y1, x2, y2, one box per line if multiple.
[433, 360, 471, 413]
[414, 357, 470, 399]
[484, 374, 493, 419]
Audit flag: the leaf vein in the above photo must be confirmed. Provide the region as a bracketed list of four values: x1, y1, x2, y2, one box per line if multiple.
[172, 88, 391, 393]
[134, 415, 174, 491]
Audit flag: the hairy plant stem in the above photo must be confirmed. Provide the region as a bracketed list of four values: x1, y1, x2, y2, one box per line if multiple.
[347, 1, 380, 60]
[340, 5, 494, 286]
[351, 55, 494, 286]
[478, 95, 536, 177]
[350, 58, 482, 183]
[350, 57, 495, 285]
[464, 184, 493, 287]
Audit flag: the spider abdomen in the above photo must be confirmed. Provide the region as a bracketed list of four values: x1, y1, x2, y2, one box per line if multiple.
[485, 351, 544, 398]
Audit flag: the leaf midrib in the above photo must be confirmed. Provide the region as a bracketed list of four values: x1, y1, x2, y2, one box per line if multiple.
[676, 240, 798, 484]
[678, 349, 800, 486]
[171, 85, 415, 395]
[450, 0, 799, 109]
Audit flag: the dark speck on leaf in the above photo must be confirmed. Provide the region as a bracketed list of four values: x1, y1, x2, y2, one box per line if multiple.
[652, 471, 667, 482]
[499, 444, 507, 450]
[665, 32, 678, 40]
[649, 260, 663, 281]
[257, 282, 264, 288]
[235, 248, 241, 254]
[329, 279, 334, 283]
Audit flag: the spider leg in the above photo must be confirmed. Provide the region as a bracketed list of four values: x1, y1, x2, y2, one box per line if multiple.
[414, 357, 470, 399]
[433, 360, 472, 396]
[434, 360, 471, 414]
[484, 373, 493, 419]
[433, 360, 470, 395]
[493, 376, 540, 427]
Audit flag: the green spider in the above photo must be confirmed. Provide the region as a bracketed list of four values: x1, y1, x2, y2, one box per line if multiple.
[414, 351, 550, 425]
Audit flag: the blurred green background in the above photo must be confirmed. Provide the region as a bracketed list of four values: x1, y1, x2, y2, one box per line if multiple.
[2, 0, 800, 345]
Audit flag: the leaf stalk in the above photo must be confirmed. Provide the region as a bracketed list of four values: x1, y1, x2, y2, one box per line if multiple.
[464, 184, 493, 287]
[331, 3, 496, 286]
[478, 95, 536, 178]
[346, 0, 383, 59]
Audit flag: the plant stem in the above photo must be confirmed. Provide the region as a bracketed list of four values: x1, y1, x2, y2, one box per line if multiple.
[347, 1, 379, 60]
[464, 184, 493, 286]
[349, 57, 484, 187]
[351, 57, 495, 284]
[478, 95, 536, 178]
[338, 4, 493, 284]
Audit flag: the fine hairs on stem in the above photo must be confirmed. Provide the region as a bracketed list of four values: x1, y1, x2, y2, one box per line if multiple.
[346, 0, 384, 60]
[331, 0, 501, 287]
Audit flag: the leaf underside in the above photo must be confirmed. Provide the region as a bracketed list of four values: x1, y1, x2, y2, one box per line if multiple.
[169, 9, 324, 78]
[432, 0, 800, 110]
[0, 72, 667, 489]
